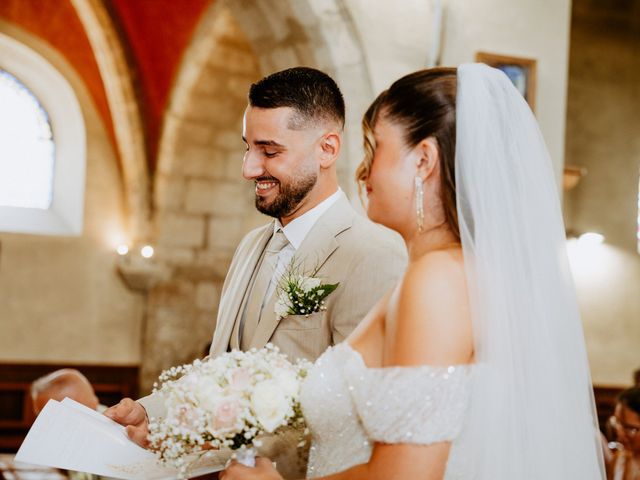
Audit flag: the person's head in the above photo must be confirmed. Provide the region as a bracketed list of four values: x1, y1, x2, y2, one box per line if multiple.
[612, 387, 640, 452]
[243, 67, 345, 225]
[356, 68, 459, 241]
[30, 368, 99, 415]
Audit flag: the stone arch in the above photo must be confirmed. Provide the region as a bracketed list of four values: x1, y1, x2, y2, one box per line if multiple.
[143, 4, 264, 387]
[225, 0, 374, 192]
[142, 0, 373, 389]
[71, 0, 150, 240]
[156, 0, 373, 200]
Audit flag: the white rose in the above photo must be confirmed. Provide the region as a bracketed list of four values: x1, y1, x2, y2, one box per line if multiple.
[299, 276, 321, 293]
[274, 368, 299, 398]
[193, 379, 222, 413]
[250, 380, 290, 433]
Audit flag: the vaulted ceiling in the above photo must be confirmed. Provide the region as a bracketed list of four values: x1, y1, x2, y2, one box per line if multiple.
[0, 0, 211, 171]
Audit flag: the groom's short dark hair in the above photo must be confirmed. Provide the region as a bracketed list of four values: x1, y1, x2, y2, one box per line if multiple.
[248, 67, 345, 130]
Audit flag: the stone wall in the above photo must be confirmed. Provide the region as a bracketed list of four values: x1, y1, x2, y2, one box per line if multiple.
[140, 6, 265, 389]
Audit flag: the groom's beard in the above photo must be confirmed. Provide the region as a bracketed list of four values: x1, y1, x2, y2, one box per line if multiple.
[255, 172, 317, 218]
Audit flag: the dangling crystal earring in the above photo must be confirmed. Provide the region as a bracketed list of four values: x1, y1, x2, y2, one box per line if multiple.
[415, 176, 425, 233]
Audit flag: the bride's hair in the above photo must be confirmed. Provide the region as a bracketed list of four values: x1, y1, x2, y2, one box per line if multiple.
[356, 68, 459, 239]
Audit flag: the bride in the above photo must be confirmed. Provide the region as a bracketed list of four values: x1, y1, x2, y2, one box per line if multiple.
[221, 64, 605, 480]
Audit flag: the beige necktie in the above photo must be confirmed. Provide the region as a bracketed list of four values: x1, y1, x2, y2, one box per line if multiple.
[240, 229, 290, 350]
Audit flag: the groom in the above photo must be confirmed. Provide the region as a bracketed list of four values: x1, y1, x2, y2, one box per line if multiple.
[106, 67, 405, 476]
[205, 67, 405, 362]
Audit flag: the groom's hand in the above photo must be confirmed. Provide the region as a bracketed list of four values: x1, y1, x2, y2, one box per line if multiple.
[221, 458, 282, 480]
[104, 398, 150, 448]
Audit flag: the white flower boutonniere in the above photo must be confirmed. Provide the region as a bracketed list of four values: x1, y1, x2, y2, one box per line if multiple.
[274, 260, 339, 319]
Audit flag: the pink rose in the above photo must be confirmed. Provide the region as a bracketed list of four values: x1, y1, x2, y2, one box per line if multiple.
[176, 405, 200, 430]
[211, 398, 240, 431]
[229, 368, 251, 392]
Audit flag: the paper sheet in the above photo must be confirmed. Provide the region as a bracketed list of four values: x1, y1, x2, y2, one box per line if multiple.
[15, 399, 228, 479]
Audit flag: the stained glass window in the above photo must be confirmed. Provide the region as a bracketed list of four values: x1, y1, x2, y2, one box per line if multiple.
[0, 68, 55, 209]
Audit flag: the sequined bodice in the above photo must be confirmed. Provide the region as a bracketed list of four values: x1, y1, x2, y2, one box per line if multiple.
[299, 343, 372, 477]
[299, 342, 474, 478]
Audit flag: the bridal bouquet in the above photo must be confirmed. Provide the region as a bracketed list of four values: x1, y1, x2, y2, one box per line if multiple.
[148, 344, 311, 478]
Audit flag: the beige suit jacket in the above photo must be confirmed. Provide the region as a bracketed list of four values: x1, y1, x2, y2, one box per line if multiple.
[139, 195, 406, 478]
[210, 194, 406, 361]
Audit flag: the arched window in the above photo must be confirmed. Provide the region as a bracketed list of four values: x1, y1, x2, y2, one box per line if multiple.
[0, 69, 55, 209]
[0, 32, 85, 236]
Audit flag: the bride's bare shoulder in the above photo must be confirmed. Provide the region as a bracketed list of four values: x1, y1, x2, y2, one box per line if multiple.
[414, 247, 464, 273]
[389, 248, 473, 366]
[403, 248, 466, 298]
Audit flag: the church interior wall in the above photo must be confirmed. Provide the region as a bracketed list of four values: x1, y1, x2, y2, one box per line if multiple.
[347, 0, 572, 184]
[0, 21, 145, 366]
[564, 0, 640, 386]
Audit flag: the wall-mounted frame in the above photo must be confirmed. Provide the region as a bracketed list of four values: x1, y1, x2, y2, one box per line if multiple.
[476, 51, 537, 112]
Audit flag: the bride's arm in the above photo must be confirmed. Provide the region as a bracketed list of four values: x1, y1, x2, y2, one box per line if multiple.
[309, 443, 451, 480]
[222, 441, 450, 480]
[223, 250, 473, 480]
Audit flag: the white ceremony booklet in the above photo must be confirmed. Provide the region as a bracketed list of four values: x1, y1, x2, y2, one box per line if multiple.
[15, 398, 228, 479]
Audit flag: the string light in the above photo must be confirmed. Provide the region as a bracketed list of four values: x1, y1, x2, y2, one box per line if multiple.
[140, 245, 154, 258]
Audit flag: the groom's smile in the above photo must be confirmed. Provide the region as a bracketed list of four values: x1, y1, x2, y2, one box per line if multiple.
[255, 178, 280, 196]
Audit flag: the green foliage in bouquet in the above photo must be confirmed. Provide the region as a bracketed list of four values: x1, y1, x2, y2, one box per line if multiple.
[275, 259, 340, 319]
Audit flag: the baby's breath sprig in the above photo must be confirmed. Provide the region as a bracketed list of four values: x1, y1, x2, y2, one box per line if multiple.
[274, 258, 339, 319]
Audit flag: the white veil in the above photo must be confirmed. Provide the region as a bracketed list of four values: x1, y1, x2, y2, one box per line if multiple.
[455, 64, 605, 479]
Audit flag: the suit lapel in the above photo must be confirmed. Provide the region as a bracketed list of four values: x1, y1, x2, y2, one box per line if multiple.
[213, 222, 274, 355]
[248, 196, 355, 349]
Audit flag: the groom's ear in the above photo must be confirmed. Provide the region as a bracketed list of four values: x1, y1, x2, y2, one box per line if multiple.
[416, 137, 440, 180]
[318, 132, 341, 168]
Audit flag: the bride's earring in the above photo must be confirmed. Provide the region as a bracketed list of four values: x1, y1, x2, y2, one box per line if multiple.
[415, 176, 425, 233]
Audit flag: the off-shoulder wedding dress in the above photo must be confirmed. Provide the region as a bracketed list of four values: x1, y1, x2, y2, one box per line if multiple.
[300, 342, 473, 478]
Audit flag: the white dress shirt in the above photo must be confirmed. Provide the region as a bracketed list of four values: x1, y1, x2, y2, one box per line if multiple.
[264, 188, 344, 303]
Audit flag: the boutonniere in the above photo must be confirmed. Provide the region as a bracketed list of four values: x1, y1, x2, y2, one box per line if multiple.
[274, 259, 339, 319]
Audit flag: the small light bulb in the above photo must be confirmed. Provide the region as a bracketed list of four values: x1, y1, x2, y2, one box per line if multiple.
[116, 244, 129, 256]
[140, 245, 154, 258]
[578, 232, 604, 246]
